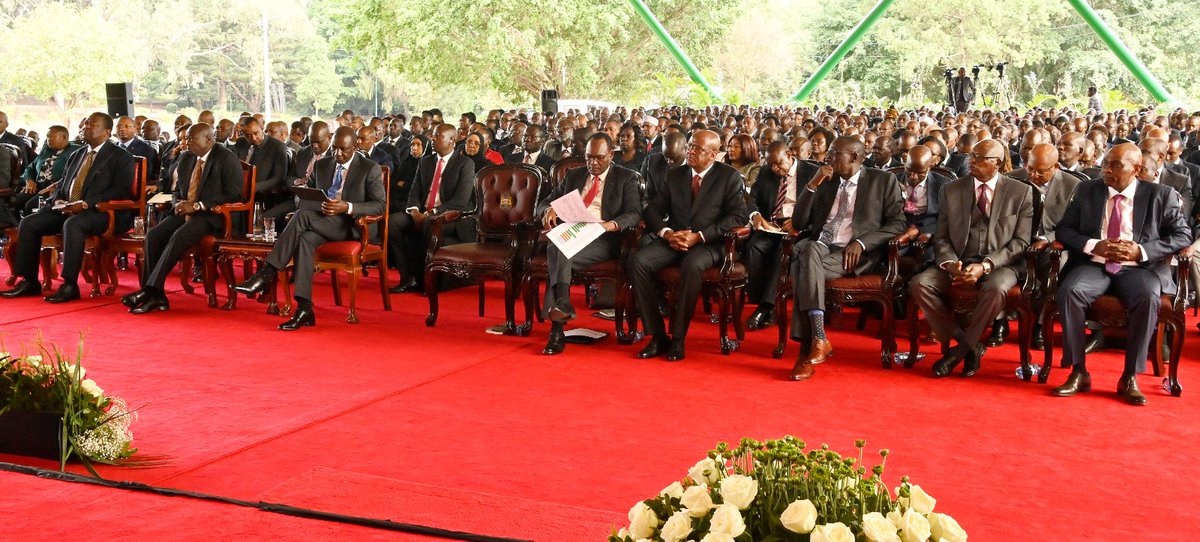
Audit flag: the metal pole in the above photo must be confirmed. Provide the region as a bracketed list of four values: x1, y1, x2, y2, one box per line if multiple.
[1065, 0, 1173, 104]
[791, 0, 897, 102]
[627, 0, 721, 101]
[261, 6, 271, 117]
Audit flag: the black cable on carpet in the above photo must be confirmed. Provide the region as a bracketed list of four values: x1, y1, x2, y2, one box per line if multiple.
[1, 462, 531, 542]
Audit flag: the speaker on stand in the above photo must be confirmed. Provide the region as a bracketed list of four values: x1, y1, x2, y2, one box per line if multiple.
[540, 89, 559, 116]
[105, 82, 134, 118]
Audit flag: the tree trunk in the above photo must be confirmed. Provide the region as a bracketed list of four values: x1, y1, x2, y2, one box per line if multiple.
[217, 80, 228, 112]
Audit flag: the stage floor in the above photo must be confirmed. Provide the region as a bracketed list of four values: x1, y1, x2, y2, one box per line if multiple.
[1, 267, 1196, 541]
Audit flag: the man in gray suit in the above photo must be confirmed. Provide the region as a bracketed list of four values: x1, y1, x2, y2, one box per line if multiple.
[910, 139, 1035, 378]
[788, 136, 906, 381]
[233, 126, 386, 331]
[1024, 143, 1082, 348]
[1051, 144, 1191, 405]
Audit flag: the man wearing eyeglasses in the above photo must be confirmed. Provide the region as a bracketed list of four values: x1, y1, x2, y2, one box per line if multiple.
[910, 139, 1035, 378]
[629, 129, 747, 362]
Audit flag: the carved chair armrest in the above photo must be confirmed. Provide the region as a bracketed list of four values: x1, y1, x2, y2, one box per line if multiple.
[720, 226, 751, 278]
[211, 201, 253, 238]
[1175, 247, 1192, 312]
[1021, 239, 1051, 293]
[95, 200, 139, 236]
[0, 188, 14, 198]
[883, 227, 921, 286]
[355, 213, 385, 247]
[1043, 241, 1067, 300]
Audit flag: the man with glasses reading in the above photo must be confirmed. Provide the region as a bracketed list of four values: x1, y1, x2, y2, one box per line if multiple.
[910, 139, 1035, 378]
[536, 133, 642, 355]
[629, 129, 747, 362]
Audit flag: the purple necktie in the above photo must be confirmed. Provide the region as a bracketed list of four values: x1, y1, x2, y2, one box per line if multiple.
[1105, 194, 1125, 274]
[976, 184, 990, 216]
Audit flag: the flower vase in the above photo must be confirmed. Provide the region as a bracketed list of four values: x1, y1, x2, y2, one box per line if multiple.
[0, 410, 63, 460]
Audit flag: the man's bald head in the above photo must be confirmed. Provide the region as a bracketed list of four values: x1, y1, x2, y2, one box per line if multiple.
[1026, 143, 1060, 186]
[663, 131, 687, 166]
[1103, 143, 1142, 190]
[1138, 137, 1168, 167]
[309, 121, 332, 155]
[685, 129, 721, 171]
[903, 145, 934, 186]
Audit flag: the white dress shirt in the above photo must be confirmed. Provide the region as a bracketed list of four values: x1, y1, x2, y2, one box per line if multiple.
[1084, 181, 1146, 265]
[581, 166, 609, 220]
[816, 168, 862, 247]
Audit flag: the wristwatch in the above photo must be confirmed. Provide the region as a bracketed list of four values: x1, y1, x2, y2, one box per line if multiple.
[982, 260, 994, 274]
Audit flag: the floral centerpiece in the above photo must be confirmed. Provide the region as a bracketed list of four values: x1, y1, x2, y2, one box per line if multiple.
[0, 338, 140, 473]
[611, 437, 967, 542]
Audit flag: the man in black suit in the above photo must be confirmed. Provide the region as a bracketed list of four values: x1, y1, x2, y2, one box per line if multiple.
[356, 125, 394, 173]
[369, 118, 403, 168]
[504, 125, 555, 172]
[122, 123, 244, 314]
[241, 117, 290, 214]
[1051, 144, 1191, 405]
[944, 133, 973, 179]
[787, 137, 906, 380]
[115, 116, 160, 182]
[1138, 137, 1193, 219]
[536, 134, 643, 355]
[629, 129, 747, 361]
[1, 112, 133, 302]
[949, 68, 975, 113]
[639, 131, 686, 204]
[0, 111, 34, 164]
[498, 121, 526, 157]
[263, 122, 333, 229]
[233, 126, 386, 330]
[387, 123, 476, 293]
[743, 141, 818, 330]
[1166, 135, 1200, 204]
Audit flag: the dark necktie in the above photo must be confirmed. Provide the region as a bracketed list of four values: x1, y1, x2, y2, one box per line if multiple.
[691, 174, 701, 199]
[976, 184, 990, 216]
[772, 175, 790, 219]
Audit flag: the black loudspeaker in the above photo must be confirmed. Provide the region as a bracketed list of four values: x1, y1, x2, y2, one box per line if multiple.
[105, 82, 134, 118]
[541, 89, 558, 116]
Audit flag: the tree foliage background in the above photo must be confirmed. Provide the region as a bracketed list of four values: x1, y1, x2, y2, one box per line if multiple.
[0, 0, 1197, 125]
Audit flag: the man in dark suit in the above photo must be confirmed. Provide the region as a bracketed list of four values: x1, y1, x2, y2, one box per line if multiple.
[787, 137, 906, 380]
[743, 141, 818, 330]
[369, 118, 403, 168]
[122, 123, 244, 313]
[387, 123, 476, 293]
[115, 116, 160, 181]
[498, 121, 526, 157]
[1, 112, 134, 302]
[639, 131, 686, 204]
[949, 68, 975, 113]
[1051, 144, 1191, 405]
[536, 133, 642, 355]
[900, 145, 951, 236]
[13, 126, 81, 217]
[910, 139, 1035, 378]
[0, 111, 34, 164]
[263, 122, 333, 229]
[241, 117, 290, 214]
[629, 129, 747, 362]
[1138, 137, 1193, 219]
[1166, 135, 1200, 205]
[233, 126, 386, 330]
[356, 125, 394, 173]
[504, 125, 555, 173]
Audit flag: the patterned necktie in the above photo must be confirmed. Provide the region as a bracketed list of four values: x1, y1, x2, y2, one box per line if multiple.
[691, 174, 701, 199]
[818, 179, 851, 246]
[69, 151, 97, 201]
[523, 152, 534, 165]
[326, 164, 345, 199]
[185, 159, 205, 221]
[904, 182, 921, 214]
[582, 175, 602, 207]
[772, 174, 791, 219]
[1105, 194, 1125, 274]
[976, 184, 991, 216]
[247, 145, 256, 163]
[425, 157, 445, 209]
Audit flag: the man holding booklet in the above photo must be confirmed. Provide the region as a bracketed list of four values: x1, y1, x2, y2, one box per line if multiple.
[536, 133, 642, 355]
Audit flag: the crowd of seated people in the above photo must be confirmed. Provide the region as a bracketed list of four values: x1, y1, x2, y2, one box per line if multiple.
[1, 101, 1197, 405]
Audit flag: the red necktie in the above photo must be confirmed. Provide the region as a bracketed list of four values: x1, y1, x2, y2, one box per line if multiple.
[425, 157, 445, 210]
[582, 175, 601, 207]
[1105, 194, 1125, 274]
[691, 174, 701, 199]
[976, 184, 990, 216]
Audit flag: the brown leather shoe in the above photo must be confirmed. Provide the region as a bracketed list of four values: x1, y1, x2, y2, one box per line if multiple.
[802, 339, 833, 365]
[790, 360, 815, 381]
[1117, 375, 1147, 406]
[1052, 371, 1092, 397]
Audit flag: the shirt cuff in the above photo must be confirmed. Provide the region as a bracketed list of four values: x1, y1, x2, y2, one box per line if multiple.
[405, 206, 419, 213]
[346, 202, 353, 215]
[1137, 244, 1148, 262]
[698, 232, 706, 243]
[854, 239, 865, 250]
[1083, 239, 1100, 256]
[939, 260, 956, 271]
[658, 228, 673, 237]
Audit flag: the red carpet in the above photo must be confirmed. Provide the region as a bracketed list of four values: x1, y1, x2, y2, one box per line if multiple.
[1, 266, 1197, 541]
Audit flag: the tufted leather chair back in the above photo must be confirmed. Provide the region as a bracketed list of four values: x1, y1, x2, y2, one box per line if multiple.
[549, 157, 585, 190]
[475, 163, 542, 239]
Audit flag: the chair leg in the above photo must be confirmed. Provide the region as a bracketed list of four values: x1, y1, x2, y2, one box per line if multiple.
[179, 253, 195, 294]
[203, 253, 218, 308]
[346, 266, 360, 324]
[275, 269, 291, 316]
[905, 299, 921, 368]
[219, 255, 238, 310]
[39, 247, 57, 294]
[718, 287, 737, 355]
[1167, 320, 1183, 396]
[1016, 304, 1034, 379]
[1040, 309, 1055, 384]
[773, 293, 789, 359]
[521, 274, 536, 335]
[504, 273, 524, 336]
[425, 268, 439, 326]
[88, 245, 103, 298]
[379, 263, 392, 311]
[732, 286, 747, 341]
[880, 298, 895, 369]
[1149, 322, 1164, 377]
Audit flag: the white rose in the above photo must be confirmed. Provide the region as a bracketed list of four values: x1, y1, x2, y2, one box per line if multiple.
[906, 485, 937, 514]
[887, 510, 904, 529]
[900, 509, 932, 542]
[688, 457, 722, 485]
[80, 378, 104, 397]
[659, 510, 693, 542]
[928, 513, 967, 542]
[698, 534, 734, 542]
[627, 502, 660, 539]
[680, 484, 714, 517]
[718, 474, 757, 510]
[708, 503, 746, 537]
[660, 481, 685, 499]
[811, 522, 855, 542]
[780, 499, 818, 534]
[862, 512, 902, 542]
[616, 527, 630, 538]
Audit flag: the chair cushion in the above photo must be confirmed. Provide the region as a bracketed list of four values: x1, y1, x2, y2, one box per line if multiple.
[657, 263, 746, 283]
[828, 274, 882, 291]
[431, 243, 513, 266]
[316, 241, 380, 258]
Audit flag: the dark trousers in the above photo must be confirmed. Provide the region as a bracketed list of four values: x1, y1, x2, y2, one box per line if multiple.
[266, 209, 352, 302]
[388, 212, 473, 283]
[543, 233, 620, 313]
[1058, 262, 1160, 374]
[910, 264, 1018, 350]
[264, 200, 297, 233]
[13, 210, 107, 285]
[629, 238, 722, 339]
[143, 213, 223, 289]
[787, 240, 851, 341]
[743, 230, 785, 305]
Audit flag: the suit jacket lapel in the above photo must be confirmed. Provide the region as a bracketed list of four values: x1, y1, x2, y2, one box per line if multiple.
[989, 178, 1009, 249]
[599, 170, 617, 218]
[1132, 181, 1148, 242]
[956, 180, 973, 254]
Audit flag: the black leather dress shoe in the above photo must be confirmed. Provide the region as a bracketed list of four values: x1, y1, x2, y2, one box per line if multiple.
[279, 307, 316, 330]
[745, 307, 771, 330]
[547, 300, 576, 324]
[44, 283, 81, 303]
[1, 280, 41, 298]
[1084, 330, 1103, 354]
[543, 329, 566, 355]
[388, 279, 420, 294]
[1052, 371, 1092, 396]
[1031, 324, 1045, 351]
[960, 346, 985, 378]
[234, 271, 275, 296]
[121, 289, 151, 308]
[984, 319, 1009, 348]
[636, 336, 670, 359]
[931, 347, 968, 378]
[1117, 375, 1147, 405]
[130, 295, 170, 314]
[665, 339, 686, 362]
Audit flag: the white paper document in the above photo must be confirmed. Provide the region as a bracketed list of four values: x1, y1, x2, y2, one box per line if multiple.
[548, 221, 606, 259]
[147, 193, 173, 204]
[550, 191, 602, 223]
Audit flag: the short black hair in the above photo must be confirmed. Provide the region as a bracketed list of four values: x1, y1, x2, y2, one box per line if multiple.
[588, 132, 614, 152]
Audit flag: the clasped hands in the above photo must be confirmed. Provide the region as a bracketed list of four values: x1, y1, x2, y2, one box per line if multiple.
[1093, 238, 1141, 263]
[541, 208, 618, 233]
[664, 229, 701, 251]
[944, 261, 987, 286]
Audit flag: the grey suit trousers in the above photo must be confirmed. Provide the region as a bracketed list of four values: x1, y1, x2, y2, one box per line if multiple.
[267, 209, 352, 302]
[910, 265, 1018, 350]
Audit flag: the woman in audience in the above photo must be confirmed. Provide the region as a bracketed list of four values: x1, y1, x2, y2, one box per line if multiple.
[613, 123, 647, 172]
[393, 134, 428, 204]
[462, 131, 491, 173]
[725, 133, 760, 190]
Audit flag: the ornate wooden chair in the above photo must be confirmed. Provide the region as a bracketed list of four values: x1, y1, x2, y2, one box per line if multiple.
[1040, 243, 1188, 396]
[773, 227, 922, 367]
[649, 226, 750, 355]
[425, 163, 542, 335]
[1, 143, 25, 284]
[310, 166, 392, 323]
[176, 161, 257, 307]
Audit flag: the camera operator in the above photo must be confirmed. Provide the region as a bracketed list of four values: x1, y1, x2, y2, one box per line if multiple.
[950, 67, 976, 114]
